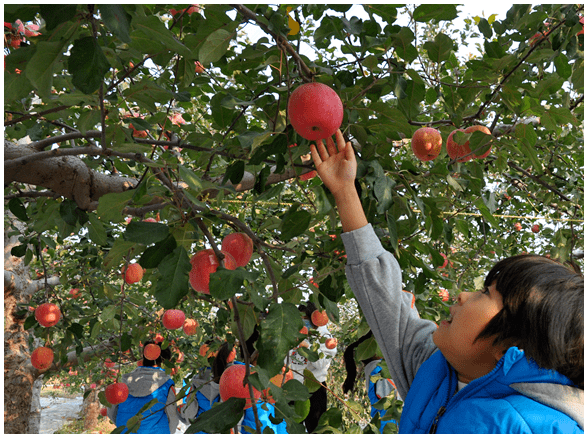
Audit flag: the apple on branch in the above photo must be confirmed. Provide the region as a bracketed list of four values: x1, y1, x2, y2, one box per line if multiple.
[219, 364, 261, 409]
[411, 127, 442, 161]
[189, 249, 237, 294]
[35, 303, 61, 327]
[288, 82, 344, 141]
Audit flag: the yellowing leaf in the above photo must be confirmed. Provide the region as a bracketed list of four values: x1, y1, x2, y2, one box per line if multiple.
[287, 7, 300, 35]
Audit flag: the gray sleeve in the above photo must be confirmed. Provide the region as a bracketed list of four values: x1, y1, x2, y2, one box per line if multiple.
[178, 390, 199, 424]
[107, 403, 118, 425]
[341, 224, 438, 400]
[166, 384, 179, 434]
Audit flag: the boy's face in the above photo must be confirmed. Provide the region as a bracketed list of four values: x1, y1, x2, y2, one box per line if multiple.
[432, 283, 505, 383]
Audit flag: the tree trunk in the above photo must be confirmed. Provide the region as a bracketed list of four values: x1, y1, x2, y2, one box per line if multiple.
[27, 377, 43, 434]
[83, 386, 100, 431]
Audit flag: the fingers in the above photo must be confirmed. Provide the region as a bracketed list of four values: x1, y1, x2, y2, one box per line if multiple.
[334, 129, 345, 153]
[310, 144, 322, 167]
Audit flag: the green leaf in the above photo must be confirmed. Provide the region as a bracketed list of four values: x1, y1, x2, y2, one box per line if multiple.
[103, 238, 141, 270]
[423, 33, 454, 63]
[302, 369, 321, 393]
[256, 303, 304, 377]
[230, 303, 259, 342]
[279, 208, 311, 241]
[222, 160, 245, 185]
[140, 235, 178, 269]
[154, 246, 191, 308]
[39, 4, 78, 31]
[97, 190, 134, 223]
[209, 268, 259, 300]
[514, 124, 543, 173]
[124, 221, 170, 245]
[199, 29, 234, 64]
[553, 53, 570, 79]
[123, 81, 174, 113]
[412, 4, 458, 22]
[185, 398, 245, 434]
[355, 336, 379, 361]
[478, 18, 493, 39]
[100, 5, 132, 44]
[8, 198, 29, 221]
[25, 41, 68, 98]
[570, 59, 584, 89]
[68, 36, 111, 94]
[131, 15, 192, 58]
[313, 186, 332, 216]
[87, 214, 108, 246]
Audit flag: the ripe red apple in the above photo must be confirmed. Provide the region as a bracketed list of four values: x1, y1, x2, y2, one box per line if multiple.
[325, 337, 337, 349]
[100, 407, 107, 417]
[68, 288, 81, 299]
[35, 303, 61, 327]
[154, 333, 165, 344]
[270, 367, 294, 387]
[105, 382, 129, 405]
[310, 310, 329, 327]
[464, 125, 492, 159]
[221, 233, 254, 268]
[300, 326, 308, 335]
[104, 358, 116, 369]
[411, 127, 442, 161]
[531, 224, 540, 233]
[162, 309, 185, 330]
[182, 318, 198, 336]
[144, 343, 161, 361]
[31, 347, 54, 370]
[199, 343, 210, 357]
[195, 61, 205, 73]
[514, 222, 522, 231]
[122, 263, 143, 284]
[446, 129, 473, 162]
[288, 82, 344, 141]
[226, 347, 237, 364]
[438, 289, 450, 302]
[189, 249, 237, 294]
[219, 364, 261, 409]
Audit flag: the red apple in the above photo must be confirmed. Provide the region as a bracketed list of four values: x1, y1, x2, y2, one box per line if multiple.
[195, 61, 205, 73]
[189, 249, 237, 294]
[31, 347, 54, 370]
[226, 347, 237, 364]
[437, 253, 448, 269]
[199, 343, 210, 357]
[300, 326, 308, 335]
[162, 309, 186, 330]
[438, 289, 450, 302]
[325, 337, 337, 349]
[154, 333, 165, 344]
[514, 222, 522, 231]
[35, 303, 61, 327]
[100, 407, 107, 417]
[144, 343, 161, 361]
[219, 364, 261, 409]
[288, 82, 344, 141]
[222, 233, 254, 268]
[531, 224, 540, 233]
[68, 288, 81, 299]
[269, 367, 294, 387]
[105, 382, 129, 405]
[411, 127, 442, 161]
[104, 358, 116, 369]
[182, 318, 198, 336]
[310, 310, 329, 327]
[446, 129, 473, 162]
[122, 263, 143, 284]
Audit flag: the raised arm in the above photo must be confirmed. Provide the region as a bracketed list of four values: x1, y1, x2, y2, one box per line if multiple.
[310, 130, 367, 233]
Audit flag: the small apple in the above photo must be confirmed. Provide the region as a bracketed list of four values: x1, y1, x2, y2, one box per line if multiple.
[35, 303, 61, 327]
[437, 253, 448, 269]
[300, 326, 308, 335]
[105, 382, 129, 405]
[531, 224, 540, 233]
[310, 310, 329, 327]
[411, 127, 442, 161]
[31, 347, 54, 370]
[104, 358, 116, 369]
[270, 367, 294, 387]
[199, 343, 210, 357]
[219, 364, 261, 409]
[68, 288, 81, 299]
[100, 407, 107, 417]
[122, 263, 144, 284]
[162, 309, 186, 330]
[182, 318, 198, 336]
[325, 337, 337, 349]
[514, 222, 522, 231]
[288, 82, 344, 141]
[144, 343, 161, 361]
[226, 347, 237, 364]
[195, 61, 205, 74]
[154, 333, 165, 344]
[189, 249, 237, 294]
[221, 233, 254, 268]
[438, 289, 450, 302]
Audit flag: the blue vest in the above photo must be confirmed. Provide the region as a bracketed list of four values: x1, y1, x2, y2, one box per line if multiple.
[368, 364, 398, 432]
[182, 371, 220, 434]
[242, 401, 288, 434]
[116, 367, 174, 434]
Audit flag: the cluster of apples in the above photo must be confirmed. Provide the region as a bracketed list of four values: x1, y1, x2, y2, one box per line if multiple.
[30, 303, 62, 371]
[189, 232, 254, 294]
[411, 125, 492, 162]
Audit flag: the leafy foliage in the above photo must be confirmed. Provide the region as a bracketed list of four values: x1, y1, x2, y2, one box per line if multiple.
[4, 3, 584, 432]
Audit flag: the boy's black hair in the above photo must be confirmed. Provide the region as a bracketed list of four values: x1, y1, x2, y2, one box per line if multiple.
[142, 340, 171, 367]
[298, 302, 318, 327]
[476, 254, 584, 388]
[342, 330, 375, 394]
[212, 342, 233, 382]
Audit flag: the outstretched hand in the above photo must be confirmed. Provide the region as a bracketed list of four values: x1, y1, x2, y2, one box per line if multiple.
[310, 129, 356, 198]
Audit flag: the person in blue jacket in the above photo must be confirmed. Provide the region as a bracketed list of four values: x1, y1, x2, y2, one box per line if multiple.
[342, 330, 400, 432]
[107, 341, 179, 434]
[310, 130, 584, 433]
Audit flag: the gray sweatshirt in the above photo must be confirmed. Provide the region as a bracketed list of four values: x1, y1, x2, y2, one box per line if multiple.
[341, 223, 438, 400]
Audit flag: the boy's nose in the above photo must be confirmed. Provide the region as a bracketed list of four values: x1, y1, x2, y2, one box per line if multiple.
[457, 292, 470, 305]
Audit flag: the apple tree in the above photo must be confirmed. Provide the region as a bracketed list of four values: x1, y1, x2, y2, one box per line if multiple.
[4, 4, 584, 434]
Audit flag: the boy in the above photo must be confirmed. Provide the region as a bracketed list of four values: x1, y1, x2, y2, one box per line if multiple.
[310, 130, 584, 433]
